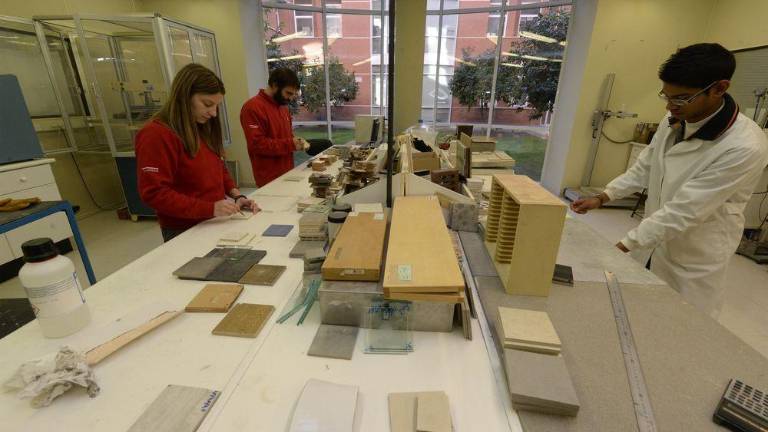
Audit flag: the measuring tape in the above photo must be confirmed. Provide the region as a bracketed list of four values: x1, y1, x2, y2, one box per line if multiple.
[604, 271, 658, 432]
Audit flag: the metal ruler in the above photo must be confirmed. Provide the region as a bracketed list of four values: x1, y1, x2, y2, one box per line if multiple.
[604, 271, 658, 432]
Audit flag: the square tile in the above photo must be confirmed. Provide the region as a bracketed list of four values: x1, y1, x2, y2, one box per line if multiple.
[238, 264, 287, 286]
[307, 324, 359, 360]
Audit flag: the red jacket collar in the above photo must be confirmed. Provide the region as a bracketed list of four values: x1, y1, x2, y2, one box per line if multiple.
[258, 89, 280, 107]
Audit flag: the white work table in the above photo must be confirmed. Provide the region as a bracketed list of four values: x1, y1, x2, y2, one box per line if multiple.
[0, 159, 517, 431]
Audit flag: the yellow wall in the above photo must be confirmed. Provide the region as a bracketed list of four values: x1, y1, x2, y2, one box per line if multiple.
[137, 0, 256, 187]
[393, 0, 427, 134]
[704, 0, 768, 50]
[561, 0, 716, 189]
[1, 0, 138, 218]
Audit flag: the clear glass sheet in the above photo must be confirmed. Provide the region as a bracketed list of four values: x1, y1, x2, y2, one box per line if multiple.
[364, 301, 413, 354]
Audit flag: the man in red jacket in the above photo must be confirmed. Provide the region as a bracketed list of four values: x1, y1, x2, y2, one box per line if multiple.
[240, 68, 308, 187]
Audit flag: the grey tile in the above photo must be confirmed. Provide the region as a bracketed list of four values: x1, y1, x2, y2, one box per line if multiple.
[173, 257, 225, 280]
[307, 324, 359, 360]
[459, 231, 498, 277]
[289, 241, 326, 258]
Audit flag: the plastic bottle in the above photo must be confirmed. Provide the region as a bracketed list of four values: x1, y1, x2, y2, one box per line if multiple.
[18, 238, 91, 338]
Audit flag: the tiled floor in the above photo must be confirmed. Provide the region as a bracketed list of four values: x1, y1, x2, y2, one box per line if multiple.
[575, 207, 768, 358]
[2, 205, 766, 358]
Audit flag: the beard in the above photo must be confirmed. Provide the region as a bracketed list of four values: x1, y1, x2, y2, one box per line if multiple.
[273, 87, 289, 105]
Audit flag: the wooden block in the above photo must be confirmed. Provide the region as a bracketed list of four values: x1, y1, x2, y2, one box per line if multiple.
[383, 196, 464, 294]
[485, 175, 566, 297]
[322, 212, 386, 281]
[416, 391, 452, 432]
[497, 307, 561, 348]
[411, 151, 441, 173]
[185, 284, 243, 312]
[127, 385, 220, 432]
[388, 392, 418, 432]
[211, 303, 274, 338]
[86, 310, 181, 365]
[469, 136, 496, 152]
[238, 264, 287, 286]
[312, 160, 326, 171]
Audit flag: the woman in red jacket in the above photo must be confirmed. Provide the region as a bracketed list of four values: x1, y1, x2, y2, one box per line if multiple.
[136, 63, 260, 242]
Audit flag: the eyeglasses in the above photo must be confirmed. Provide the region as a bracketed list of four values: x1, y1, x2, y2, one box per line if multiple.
[658, 81, 718, 107]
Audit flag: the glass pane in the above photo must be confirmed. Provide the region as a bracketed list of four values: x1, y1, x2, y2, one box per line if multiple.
[490, 6, 571, 180]
[0, 24, 71, 153]
[192, 33, 217, 72]
[168, 26, 193, 72]
[264, 7, 328, 137]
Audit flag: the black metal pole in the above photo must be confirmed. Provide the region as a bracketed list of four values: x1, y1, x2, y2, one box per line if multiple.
[386, 0, 395, 208]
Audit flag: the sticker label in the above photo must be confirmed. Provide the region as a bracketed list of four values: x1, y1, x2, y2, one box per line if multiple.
[397, 265, 412, 281]
[341, 268, 365, 275]
[25, 272, 86, 318]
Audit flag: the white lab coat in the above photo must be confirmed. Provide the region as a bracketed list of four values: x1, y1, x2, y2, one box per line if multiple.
[604, 111, 768, 318]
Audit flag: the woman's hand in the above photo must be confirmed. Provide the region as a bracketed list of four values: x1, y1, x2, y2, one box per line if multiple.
[235, 196, 261, 214]
[214, 199, 239, 217]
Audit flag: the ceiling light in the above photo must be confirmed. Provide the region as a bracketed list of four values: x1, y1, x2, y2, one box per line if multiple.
[519, 31, 558, 44]
[501, 62, 523, 68]
[270, 31, 307, 43]
[522, 54, 549, 61]
[266, 54, 305, 63]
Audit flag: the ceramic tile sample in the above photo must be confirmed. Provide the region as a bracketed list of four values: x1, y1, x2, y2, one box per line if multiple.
[416, 391, 452, 432]
[205, 250, 266, 283]
[185, 284, 243, 312]
[211, 303, 274, 338]
[219, 231, 247, 242]
[263, 224, 293, 237]
[173, 257, 225, 281]
[307, 324, 359, 360]
[230, 211, 253, 220]
[503, 348, 580, 416]
[127, 384, 220, 432]
[498, 307, 561, 348]
[289, 240, 326, 259]
[288, 379, 358, 432]
[205, 247, 250, 260]
[238, 264, 287, 286]
[388, 392, 418, 432]
[449, 203, 479, 232]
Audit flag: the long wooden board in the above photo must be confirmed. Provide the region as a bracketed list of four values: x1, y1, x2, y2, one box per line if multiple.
[383, 196, 464, 295]
[86, 310, 181, 365]
[322, 212, 386, 281]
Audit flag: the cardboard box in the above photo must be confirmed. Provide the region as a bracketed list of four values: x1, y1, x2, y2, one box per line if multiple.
[322, 212, 386, 281]
[411, 151, 441, 173]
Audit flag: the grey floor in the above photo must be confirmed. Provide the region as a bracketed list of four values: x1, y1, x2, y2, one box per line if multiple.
[1, 206, 766, 359]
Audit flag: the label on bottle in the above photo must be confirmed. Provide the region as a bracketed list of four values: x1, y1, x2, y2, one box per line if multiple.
[25, 272, 86, 319]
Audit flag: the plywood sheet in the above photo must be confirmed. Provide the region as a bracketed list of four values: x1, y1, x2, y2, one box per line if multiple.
[238, 264, 286, 286]
[127, 385, 220, 432]
[185, 284, 243, 312]
[307, 324, 359, 360]
[322, 212, 386, 281]
[211, 303, 274, 338]
[383, 196, 464, 294]
[173, 257, 225, 281]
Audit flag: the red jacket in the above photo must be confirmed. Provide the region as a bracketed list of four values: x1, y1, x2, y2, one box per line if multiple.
[240, 89, 295, 186]
[135, 120, 235, 231]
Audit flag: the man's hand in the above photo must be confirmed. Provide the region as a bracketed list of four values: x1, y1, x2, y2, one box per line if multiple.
[235, 196, 262, 214]
[570, 196, 602, 214]
[214, 199, 239, 217]
[616, 242, 629, 253]
[294, 137, 309, 151]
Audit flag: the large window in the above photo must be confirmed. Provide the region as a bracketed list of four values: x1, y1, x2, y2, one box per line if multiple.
[262, 1, 388, 146]
[423, 1, 572, 180]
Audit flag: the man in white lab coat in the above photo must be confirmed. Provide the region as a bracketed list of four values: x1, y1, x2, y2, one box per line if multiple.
[571, 43, 768, 319]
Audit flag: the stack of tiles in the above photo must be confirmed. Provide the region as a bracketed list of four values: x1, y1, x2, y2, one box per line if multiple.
[297, 196, 324, 213]
[299, 212, 327, 241]
[465, 177, 483, 202]
[304, 248, 326, 273]
[309, 173, 333, 198]
[503, 348, 580, 416]
[496, 307, 561, 355]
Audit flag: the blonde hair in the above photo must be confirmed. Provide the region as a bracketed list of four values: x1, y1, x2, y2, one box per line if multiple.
[153, 63, 226, 156]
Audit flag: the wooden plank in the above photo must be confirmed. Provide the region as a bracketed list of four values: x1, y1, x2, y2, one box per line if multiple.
[383, 196, 465, 294]
[211, 303, 274, 338]
[185, 284, 243, 312]
[322, 212, 386, 281]
[127, 385, 220, 432]
[385, 292, 463, 303]
[86, 310, 181, 365]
